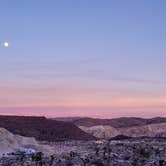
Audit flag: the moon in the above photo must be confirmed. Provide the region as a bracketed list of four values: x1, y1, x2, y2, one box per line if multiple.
[3, 42, 9, 47]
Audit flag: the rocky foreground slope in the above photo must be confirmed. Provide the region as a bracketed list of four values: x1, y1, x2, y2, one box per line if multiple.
[0, 128, 54, 156]
[1, 138, 166, 166]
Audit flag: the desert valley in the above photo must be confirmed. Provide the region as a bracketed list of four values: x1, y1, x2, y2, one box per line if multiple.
[1, 0, 166, 165]
[0, 115, 166, 165]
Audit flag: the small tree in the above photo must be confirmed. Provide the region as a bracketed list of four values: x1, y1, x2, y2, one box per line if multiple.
[49, 155, 55, 166]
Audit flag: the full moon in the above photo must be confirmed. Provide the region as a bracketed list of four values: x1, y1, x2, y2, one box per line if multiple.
[4, 42, 9, 47]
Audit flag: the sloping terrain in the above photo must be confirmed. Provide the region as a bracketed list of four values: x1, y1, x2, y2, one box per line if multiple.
[0, 127, 56, 156]
[0, 127, 36, 156]
[79, 125, 119, 138]
[79, 122, 166, 139]
[0, 116, 95, 141]
[119, 122, 166, 137]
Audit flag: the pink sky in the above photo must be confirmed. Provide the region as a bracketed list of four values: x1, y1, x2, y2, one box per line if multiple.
[1, 1, 166, 118]
[0, 83, 166, 118]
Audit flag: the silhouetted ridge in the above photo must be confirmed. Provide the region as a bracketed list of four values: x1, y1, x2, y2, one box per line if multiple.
[0, 115, 95, 141]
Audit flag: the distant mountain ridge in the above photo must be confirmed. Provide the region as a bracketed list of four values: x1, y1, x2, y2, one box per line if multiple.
[0, 115, 95, 141]
[55, 117, 166, 128]
[53, 117, 83, 122]
[54, 117, 166, 139]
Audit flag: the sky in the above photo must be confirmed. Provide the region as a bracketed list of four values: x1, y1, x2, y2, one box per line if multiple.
[0, 0, 166, 118]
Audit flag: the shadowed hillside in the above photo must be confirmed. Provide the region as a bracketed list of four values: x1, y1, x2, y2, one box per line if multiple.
[0, 116, 95, 141]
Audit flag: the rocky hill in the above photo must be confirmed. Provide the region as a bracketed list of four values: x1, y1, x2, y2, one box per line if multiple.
[79, 125, 119, 138]
[119, 122, 166, 137]
[0, 116, 95, 141]
[79, 122, 166, 139]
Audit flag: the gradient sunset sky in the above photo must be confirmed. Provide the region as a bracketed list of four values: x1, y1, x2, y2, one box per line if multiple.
[0, 0, 166, 118]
